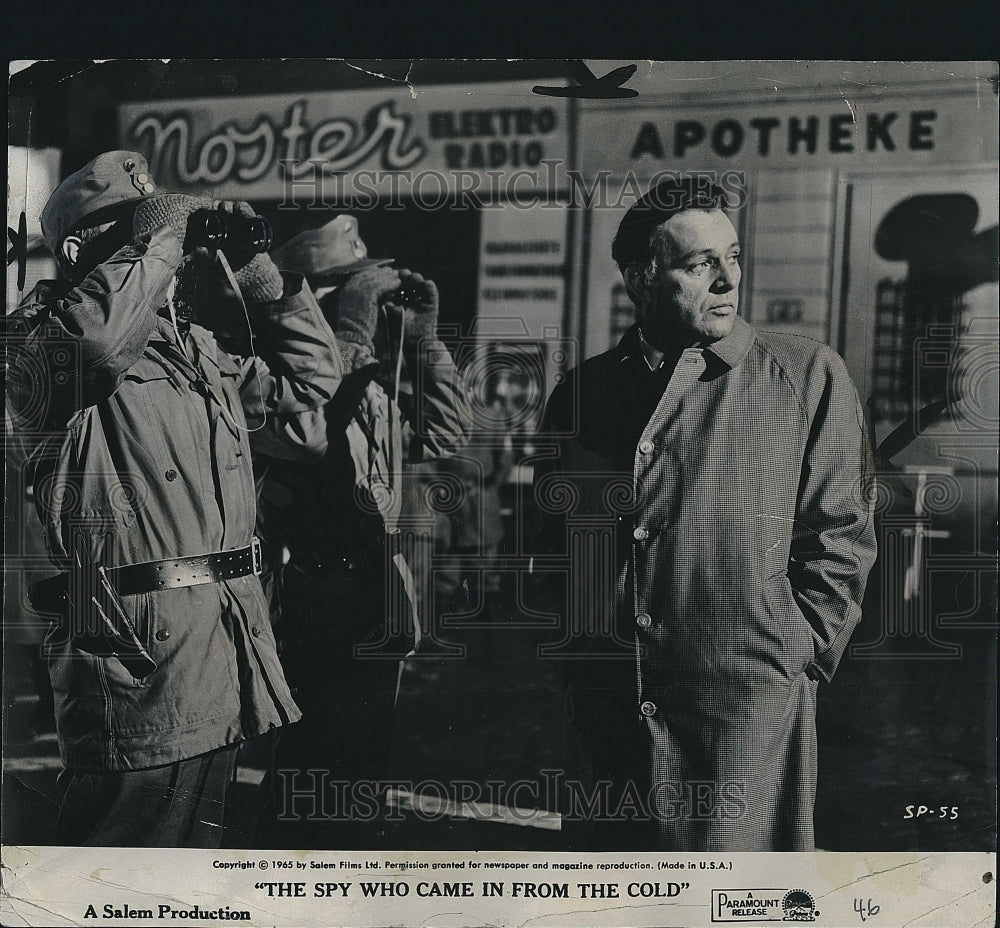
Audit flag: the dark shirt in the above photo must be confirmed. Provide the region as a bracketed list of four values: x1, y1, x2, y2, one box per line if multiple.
[616, 344, 682, 467]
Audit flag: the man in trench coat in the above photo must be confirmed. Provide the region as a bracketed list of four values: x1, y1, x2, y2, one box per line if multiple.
[531, 177, 877, 851]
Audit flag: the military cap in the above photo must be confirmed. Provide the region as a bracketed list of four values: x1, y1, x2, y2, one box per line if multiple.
[271, 215, 393, 283]
[40, 150, 158, 254]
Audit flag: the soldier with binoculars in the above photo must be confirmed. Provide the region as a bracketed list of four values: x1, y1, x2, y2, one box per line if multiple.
[5, 150, 342, 847]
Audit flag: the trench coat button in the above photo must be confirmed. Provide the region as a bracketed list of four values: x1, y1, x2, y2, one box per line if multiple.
[165, 469, 177, 481]
[251, 626, 261, 638]
[640, 700, 657, 717]
[638, 439, 654, 454]
[636, 612, 652, 628]
[155, 629, 170, 642]
[633, 526, 649, 541]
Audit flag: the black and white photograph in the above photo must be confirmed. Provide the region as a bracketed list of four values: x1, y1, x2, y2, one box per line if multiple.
[3, 58, 997, 927]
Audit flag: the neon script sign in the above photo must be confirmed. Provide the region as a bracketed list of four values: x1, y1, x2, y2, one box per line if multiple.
[128, 100, 426, 186]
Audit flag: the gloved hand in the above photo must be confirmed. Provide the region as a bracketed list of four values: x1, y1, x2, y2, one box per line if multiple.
[133, 193, 213, 246]
[212, 200, 284, 302]
[390, 269, 439, 347]
[334, 266, 401, 363]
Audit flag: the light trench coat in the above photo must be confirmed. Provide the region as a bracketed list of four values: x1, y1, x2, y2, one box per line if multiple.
[532, 318, 877, 850]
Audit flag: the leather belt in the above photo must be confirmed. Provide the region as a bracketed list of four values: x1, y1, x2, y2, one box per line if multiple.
[29, 538, 262, 611]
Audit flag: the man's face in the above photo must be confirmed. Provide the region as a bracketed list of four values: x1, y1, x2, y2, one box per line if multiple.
[634, 209, 742, 345]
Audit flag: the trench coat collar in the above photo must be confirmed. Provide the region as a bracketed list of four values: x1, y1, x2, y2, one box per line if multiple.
[616, 315, 756, 371]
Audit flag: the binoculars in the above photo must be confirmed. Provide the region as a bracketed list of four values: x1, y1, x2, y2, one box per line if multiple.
[380, 284, 420, 309]
[185, 208, 273, 256]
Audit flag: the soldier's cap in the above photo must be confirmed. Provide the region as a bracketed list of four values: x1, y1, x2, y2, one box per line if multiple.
[271, 215, 393, 283]
[40, 150, 159, 254]
[612, 176, 728, 266]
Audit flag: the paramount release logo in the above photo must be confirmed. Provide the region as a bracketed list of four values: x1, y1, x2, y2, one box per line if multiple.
[711, 888, 819, 922]
[782, 889, 819, 922]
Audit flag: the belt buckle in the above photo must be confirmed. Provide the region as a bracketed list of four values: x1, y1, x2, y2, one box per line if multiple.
[251, 537, 263, 577]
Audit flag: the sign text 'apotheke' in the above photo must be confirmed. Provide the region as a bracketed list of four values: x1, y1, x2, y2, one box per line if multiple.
[631, 110, 937, 160]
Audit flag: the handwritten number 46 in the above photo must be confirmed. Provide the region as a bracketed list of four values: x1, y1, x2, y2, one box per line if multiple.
[854, 898, 880, 921]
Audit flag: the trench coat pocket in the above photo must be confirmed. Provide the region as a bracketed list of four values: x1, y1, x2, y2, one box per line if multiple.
[764, 575, 818, 679]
